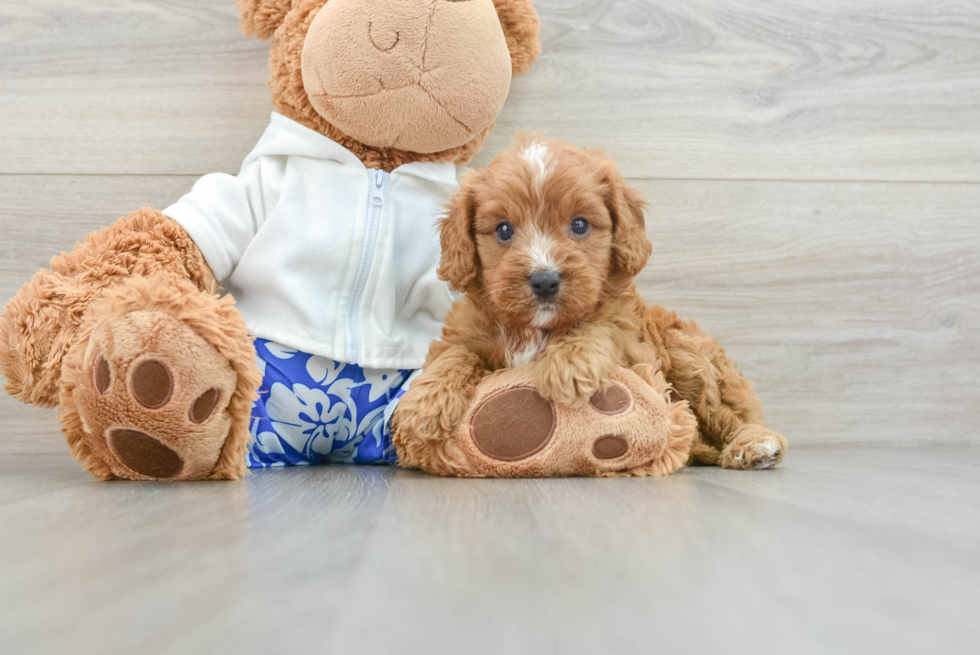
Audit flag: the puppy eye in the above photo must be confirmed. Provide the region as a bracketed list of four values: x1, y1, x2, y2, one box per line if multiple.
[495, 222, 515, 243]
[570, 217, 591, 237]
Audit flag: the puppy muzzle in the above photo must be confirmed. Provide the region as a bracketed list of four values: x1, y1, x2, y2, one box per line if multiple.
[529, 270, 562, 300]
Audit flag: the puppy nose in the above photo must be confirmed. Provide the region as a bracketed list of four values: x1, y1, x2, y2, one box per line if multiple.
[529, 270, 562, 299]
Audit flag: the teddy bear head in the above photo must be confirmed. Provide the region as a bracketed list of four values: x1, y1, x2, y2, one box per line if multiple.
[238, 0, 542, 169]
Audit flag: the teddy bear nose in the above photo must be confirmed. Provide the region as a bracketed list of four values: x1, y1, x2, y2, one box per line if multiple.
[529, 270, 562, 299]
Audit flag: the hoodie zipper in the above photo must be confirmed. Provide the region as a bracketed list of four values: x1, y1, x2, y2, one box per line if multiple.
[345, 168, 390, 363]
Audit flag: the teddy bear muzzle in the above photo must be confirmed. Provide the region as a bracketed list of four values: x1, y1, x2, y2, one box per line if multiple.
[301, 0, 514, 154]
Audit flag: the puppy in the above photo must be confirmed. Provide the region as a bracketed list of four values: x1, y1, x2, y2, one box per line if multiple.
[399, 135, 787, 470]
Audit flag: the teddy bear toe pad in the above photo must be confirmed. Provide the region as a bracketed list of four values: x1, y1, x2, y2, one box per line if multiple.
[129, 359, 174, 409]
[592, 434, 630, 460]
[108, 428, 184, 479]
[71, 311, 238, 480]
[470, 387, 556, 462]
[589, 384, 631, 415]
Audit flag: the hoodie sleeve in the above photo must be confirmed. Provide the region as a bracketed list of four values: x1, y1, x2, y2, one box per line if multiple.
[163, 156, 286, 282]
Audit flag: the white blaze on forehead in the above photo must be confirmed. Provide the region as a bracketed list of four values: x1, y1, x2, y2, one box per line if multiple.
[526, 225, 560, 273]
[521, 141, 553, 194]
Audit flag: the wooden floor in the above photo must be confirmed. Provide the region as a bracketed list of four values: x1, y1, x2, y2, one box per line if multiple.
[1, 445, 978, 654]
[1, 1, 979, 652]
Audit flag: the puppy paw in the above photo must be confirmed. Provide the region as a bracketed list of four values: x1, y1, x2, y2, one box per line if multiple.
[533, 346, 616, 407]
[394, 376, 473, 443]
[720, 425, 788, 470]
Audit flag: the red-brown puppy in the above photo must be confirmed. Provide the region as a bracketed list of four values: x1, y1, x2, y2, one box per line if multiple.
[404, 135, 787, 469]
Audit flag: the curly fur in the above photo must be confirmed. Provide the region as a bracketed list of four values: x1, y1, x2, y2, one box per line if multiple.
[237, 0, 293, 39]
[492, 0, 542, 74]
[0, 208, 216, 408]
[406, 136, 788, 471]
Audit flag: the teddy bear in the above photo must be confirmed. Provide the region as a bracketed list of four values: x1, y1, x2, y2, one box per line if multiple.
[0, 0, 703, 481]
[0, 0, 539, 480]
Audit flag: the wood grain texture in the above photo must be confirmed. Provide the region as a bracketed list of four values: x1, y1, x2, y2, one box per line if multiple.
[0, 0, 270, 176]
[487, 0, 980, 180]
[1, 1, 979, 180]
[1, 3, 978, 653]
[1, 175, 978, 453]
[1, 447, 978, 654]
[635, 179, 980, 446]
[0, 459, 397, 654]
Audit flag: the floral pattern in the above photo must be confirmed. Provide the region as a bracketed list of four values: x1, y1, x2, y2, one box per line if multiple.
[247, 339, 412, 468]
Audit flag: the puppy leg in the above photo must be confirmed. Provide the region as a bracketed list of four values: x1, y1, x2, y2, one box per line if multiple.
[659, 317, 787, 470]
[533, 323, 624, 406]
[392, 346, 485, 444]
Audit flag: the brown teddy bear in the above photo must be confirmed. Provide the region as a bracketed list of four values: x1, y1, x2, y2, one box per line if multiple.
[0, 0, 699, 481]
[0, 0, 536, 480]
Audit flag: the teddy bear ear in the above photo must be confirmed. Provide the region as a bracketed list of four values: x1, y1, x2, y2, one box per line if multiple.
[237, 0, 292, 40]
[492, 0, 543, 75]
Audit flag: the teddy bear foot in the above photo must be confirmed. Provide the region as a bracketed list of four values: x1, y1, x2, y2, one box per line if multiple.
[719, 425, 788, 470]
[397, 367, 697, 478]
[57, 277, 260, 481]
[63, 309, 239, 480]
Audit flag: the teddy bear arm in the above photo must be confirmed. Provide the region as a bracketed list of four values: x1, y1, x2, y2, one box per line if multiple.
[0, 207, 216, 407]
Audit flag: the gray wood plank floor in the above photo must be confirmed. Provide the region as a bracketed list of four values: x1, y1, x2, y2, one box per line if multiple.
[2, 446, 978, 655]
[1, 1, 979, 652]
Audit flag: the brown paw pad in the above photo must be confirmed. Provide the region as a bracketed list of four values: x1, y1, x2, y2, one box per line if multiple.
[590, 384, 631, 415]
[471, 387, 556, 462]
[131, 359, 174, 409]
[109, 428, 184, 479]
[190, 388, 222, 424]
[95, 356, 112, 394]
[593, 435, 629, 460]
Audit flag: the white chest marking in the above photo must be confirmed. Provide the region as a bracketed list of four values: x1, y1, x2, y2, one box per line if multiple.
[504, 329, 550, 368]
[531, 307, 556, 329]
[526, 226, 559, 274]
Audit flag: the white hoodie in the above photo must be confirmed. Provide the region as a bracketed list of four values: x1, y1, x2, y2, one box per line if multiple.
[164, 112, 458, 369]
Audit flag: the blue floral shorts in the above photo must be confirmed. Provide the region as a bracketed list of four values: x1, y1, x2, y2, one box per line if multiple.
[246, 339, 415, 468]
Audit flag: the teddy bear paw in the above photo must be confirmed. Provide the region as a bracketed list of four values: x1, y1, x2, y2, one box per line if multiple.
[65, 310, 239, 480]
[420, 367, 697, 478]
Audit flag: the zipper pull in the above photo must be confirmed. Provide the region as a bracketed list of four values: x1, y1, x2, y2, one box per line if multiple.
[371, 170, 387, 206]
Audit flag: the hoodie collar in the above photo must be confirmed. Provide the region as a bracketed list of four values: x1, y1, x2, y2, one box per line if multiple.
[244, 112, 458, 186]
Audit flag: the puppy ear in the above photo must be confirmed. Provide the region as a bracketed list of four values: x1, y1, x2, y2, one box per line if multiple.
[492, 0, 543, 75]
[438, 172, 482, 294]
[237, 0, 292, 40]
[595, 155, 652, 278]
